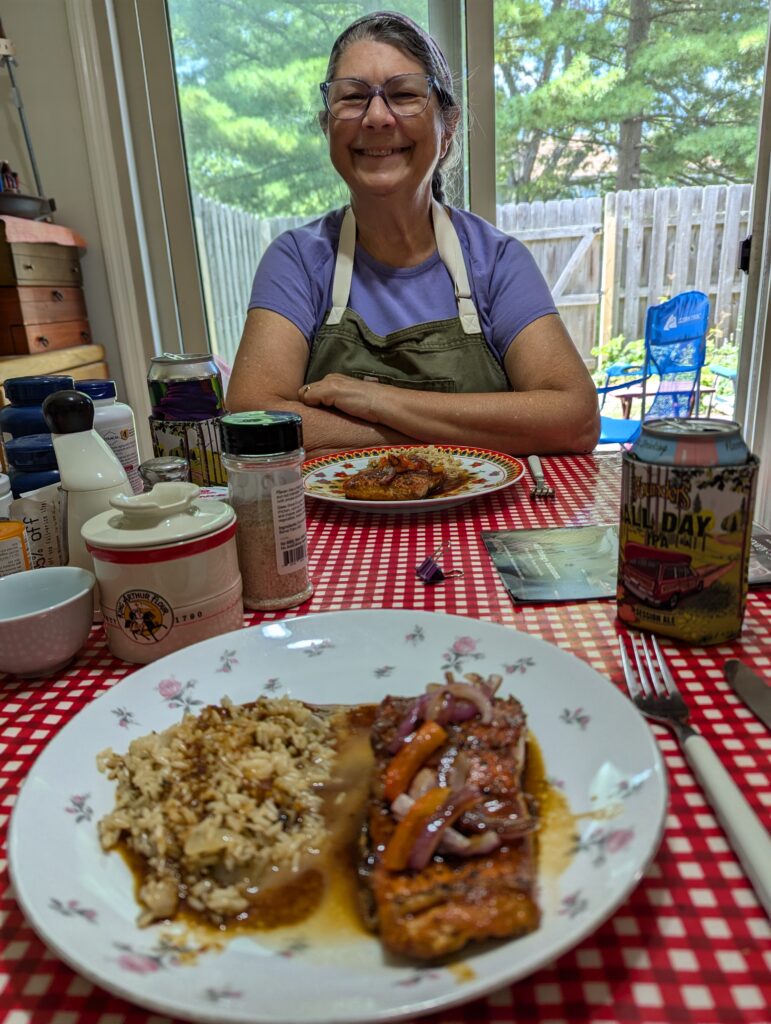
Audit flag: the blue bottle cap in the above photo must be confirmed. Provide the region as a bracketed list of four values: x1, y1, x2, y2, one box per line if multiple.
[4, 433, 58, 470]
[4, 375, 76, 404]
[76, 378, 117, 401]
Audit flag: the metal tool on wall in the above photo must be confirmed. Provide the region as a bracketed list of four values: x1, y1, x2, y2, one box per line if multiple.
[0, 18, 55, 220]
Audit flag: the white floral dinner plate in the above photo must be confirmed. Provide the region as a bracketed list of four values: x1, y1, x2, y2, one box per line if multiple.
[302, 445, 525, 512]
[8, 611, 667, 1024]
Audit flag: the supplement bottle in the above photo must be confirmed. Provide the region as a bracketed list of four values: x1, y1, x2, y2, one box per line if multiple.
[0, 473, 11, 519]
[5, 434, 60, 497]
[0, 474, 32, 575]
[220, 411, 313, 610]
[76, 379, 143, 494]
[0, 374, 74, 473]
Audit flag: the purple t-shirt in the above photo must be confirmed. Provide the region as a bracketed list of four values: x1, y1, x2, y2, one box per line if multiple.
[248, 206, 557, 363]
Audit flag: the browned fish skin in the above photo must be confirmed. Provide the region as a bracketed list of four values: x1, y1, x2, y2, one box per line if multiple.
[360, 695, 540, 960]
[343, 453, 445, 501]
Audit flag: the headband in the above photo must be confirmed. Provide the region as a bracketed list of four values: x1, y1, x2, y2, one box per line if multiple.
[335, 11, 454, 95]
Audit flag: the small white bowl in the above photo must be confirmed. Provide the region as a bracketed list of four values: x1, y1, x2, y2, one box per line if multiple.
[0, 567, 96, 677]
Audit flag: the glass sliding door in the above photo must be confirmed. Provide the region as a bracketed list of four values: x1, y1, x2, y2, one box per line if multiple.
[492, 0, 769, 415]
[165, 0, 430, 366]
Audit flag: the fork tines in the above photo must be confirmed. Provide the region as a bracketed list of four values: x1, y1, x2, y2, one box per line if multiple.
[527, 455, 555, 500]
[626, 633, 677, 697]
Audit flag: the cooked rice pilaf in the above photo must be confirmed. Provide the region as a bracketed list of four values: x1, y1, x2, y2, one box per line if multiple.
[97, 696, 337, 926]
[368, 446, 465, 475]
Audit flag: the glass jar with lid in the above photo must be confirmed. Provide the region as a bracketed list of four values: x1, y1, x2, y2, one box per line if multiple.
[220, 411, 313, 610]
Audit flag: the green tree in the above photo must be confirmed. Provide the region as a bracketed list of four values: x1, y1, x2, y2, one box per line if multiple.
[495, 0, 768, 203]
[169, 0, 427, 216]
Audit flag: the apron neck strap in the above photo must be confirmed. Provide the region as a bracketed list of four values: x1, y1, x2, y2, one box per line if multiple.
[328, 202, 482, 334]
[329, 206, 357, 325]
[431, 199, 481, 334]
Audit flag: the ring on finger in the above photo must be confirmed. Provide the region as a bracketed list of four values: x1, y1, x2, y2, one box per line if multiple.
[302, 383, 312, 396]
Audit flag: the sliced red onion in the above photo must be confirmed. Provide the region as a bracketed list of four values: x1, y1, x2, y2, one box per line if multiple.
[443, 682, 493, 723]
[423, 687, 448, 722]
[459, 805, 538, 839]
[391, 791, 503, 859]
[408, 767, 438, 800]
[485, 674, 503, 695]
[391, 793, 414, 820]
[407, 786, 484, 871]
[438, 697, 478, 724]
[387, 694, 428, 754]
[441, 830, 502, 856]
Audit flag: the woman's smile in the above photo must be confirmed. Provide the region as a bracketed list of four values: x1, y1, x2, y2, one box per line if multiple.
[356, 146, 411, 158]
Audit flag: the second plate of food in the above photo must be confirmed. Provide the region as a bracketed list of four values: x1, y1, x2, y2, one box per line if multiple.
[9, 610, 667, 1024]
[302, 445, 525, 512]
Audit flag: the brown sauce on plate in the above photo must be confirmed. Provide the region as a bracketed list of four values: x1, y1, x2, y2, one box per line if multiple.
[118, 709, 575, 945]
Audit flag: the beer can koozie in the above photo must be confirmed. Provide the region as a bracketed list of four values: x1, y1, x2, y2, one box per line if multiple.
[149, 417, 227, 486]
[618, 418, 758, 645]
[147, 354, 227, 486]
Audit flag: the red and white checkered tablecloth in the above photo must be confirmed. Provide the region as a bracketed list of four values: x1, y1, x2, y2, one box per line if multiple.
[1, 453, 769, 1024]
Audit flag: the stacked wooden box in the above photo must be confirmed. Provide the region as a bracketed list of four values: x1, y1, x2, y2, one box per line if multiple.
[0, 217, 91, 356]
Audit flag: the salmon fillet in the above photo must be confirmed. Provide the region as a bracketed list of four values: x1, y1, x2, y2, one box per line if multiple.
[343, 452, 460, 501]
[359, 694, 540, 960]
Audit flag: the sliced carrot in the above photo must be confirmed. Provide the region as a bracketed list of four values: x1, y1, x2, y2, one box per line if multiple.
[381, 787, 449, 871]
[383, 721, 448, 802]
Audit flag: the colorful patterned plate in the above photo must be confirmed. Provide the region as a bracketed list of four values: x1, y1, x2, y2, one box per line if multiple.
[302, 445, 525, 512]
[8, 611, 667, 1024]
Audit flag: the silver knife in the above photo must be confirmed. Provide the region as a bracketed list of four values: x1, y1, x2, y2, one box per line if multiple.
[724, 660, 771, 729]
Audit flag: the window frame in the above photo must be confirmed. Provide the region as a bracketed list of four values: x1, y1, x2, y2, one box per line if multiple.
[81, 0, 771, 524]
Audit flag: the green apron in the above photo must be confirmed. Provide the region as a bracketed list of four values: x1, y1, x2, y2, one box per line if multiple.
[304, 199, 510, 394]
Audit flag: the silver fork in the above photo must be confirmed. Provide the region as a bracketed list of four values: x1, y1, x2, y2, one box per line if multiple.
[527, 455, 555, 499]
[619, 632, 771, 918]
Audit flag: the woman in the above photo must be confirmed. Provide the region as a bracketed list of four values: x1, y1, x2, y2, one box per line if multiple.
[226, 11, 600, 457]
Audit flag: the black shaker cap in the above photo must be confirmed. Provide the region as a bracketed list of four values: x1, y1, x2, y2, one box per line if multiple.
[42, 389, 95, 434]
[220, 411, 303, 456]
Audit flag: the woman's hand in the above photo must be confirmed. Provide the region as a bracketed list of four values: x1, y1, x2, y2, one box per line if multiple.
[298, 374, 385, 423]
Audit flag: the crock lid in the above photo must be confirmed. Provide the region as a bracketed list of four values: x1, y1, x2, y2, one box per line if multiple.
[80, 482, 234, 549]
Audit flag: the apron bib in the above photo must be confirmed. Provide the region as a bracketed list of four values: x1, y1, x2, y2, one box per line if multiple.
[304, 200, 510, 394]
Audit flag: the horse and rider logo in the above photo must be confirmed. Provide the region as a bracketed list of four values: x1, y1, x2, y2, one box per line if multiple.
[116, 590, 174, 644]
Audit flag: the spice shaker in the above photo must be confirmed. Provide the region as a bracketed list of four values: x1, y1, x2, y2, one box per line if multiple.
[220, 411, 313, 610]
[138, 455, 191, 491]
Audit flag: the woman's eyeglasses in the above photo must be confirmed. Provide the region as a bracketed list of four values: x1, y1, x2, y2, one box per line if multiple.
[320, 73, 441, 120]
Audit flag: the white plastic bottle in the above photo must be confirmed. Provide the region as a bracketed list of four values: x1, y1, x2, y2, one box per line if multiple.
[42, 390, 133, 579]
[76, 379, 143, 494]
[0, 472, 11, 519]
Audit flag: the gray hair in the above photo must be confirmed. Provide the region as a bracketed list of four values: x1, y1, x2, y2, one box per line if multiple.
[320, 11, 461, 202]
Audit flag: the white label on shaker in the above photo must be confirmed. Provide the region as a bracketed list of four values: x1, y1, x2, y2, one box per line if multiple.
[271, 479, 308, 575]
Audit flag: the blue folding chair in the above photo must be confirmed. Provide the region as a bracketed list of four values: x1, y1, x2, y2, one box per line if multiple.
[596, 290, 711, 446]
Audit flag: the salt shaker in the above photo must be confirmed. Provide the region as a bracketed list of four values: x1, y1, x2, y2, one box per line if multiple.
[138, 455, 191, 491]
[220, 411, 313, 610]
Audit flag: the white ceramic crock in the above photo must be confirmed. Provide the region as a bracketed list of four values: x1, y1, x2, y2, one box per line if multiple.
[81, 482, 243, 664]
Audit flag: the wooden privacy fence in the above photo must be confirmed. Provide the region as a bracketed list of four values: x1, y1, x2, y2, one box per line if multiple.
[192, 193, 313, 366]
[497, 183, 752, 365]
[193, 184, 752, 368]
